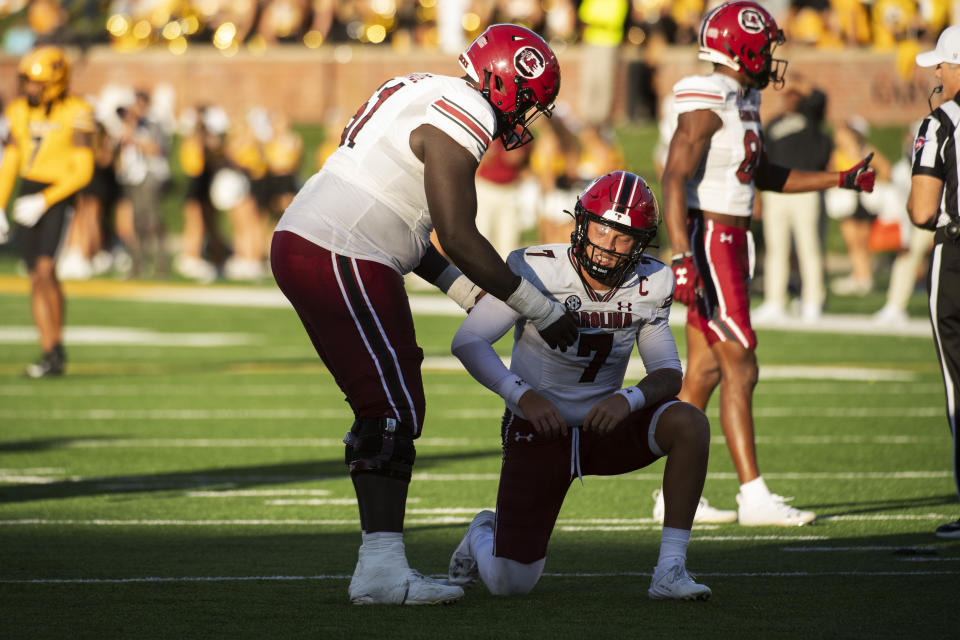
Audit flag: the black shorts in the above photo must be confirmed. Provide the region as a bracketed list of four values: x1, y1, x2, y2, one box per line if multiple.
[268, 173, 298, 197]
[185, 172, 212, 202]
[79, 165, 119, 207]
[18, 179, 72, 270]
[250, 175, 272, 209]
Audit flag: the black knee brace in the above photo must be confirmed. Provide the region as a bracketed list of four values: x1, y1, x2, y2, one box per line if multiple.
[344, 417, 416, 482]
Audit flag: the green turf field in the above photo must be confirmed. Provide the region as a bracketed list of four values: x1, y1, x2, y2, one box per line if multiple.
[0, 284, 957, 639]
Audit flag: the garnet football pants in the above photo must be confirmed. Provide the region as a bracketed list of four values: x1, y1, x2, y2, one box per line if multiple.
[492, 399, 677, 564]
[271, 230, 426, 433]
[686, 214, 757, 350]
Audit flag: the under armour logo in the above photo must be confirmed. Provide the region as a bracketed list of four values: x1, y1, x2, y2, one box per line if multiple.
[514, 432, 534, 442]
[618, 302, 632, 311]
[720, 233, 733, 244]
[675, 267, 689, 285]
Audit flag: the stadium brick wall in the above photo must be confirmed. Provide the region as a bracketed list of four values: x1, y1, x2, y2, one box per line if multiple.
[0, 45, 935, 128]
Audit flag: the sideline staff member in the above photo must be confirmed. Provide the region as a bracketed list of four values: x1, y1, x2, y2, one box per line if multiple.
[0, 46, 94, 378]
[908, 25, 960, 539]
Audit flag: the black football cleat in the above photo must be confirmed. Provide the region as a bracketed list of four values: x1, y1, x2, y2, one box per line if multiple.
[24, 346, 65, 379]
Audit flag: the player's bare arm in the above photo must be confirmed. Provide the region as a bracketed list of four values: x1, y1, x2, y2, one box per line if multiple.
[414, 123, 578, 349]
[414, 124, 522, 300]
[661, 109, 722, 252]
[583, 368, 683, 435]
[907, 174, 944, 229]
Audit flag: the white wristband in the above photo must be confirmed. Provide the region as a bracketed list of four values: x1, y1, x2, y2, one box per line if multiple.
[505, 277, 565, 330]
[494, 374, 534, 406]
[616, 386, 646, 413]
[445, 273, 483, 312]
[434, 264, 462, 293]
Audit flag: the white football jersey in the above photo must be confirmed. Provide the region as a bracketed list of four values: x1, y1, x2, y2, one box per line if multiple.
[452, 244, 682, 426]
[275, 73, 497, 274]
[660, 73, 763, 217]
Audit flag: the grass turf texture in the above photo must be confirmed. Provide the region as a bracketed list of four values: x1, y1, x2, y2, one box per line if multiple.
[0, 287, 957, 639]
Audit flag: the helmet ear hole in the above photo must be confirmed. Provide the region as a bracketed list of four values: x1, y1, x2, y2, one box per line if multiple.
[495, 75, 504, 93]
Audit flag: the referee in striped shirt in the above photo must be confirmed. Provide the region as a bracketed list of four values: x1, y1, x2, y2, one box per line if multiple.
[908, 25, 960, 539]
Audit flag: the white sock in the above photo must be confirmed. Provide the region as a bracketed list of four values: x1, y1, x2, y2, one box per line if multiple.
[361, 530, 403, 549]
[359, 531, 407, 567]
[739, 476, 771, 502]
[656, 526, 691, 569]
[470, 527, 493, 574]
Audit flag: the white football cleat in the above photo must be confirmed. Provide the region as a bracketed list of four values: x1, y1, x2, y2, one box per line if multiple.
[648, 561, 711, 601]
[448, 510, 495, 587]
[736, 492, 816, 526]
[349, 565, 464, 606]
[652, 489, 737, 525]
[750, 301, 788, 325]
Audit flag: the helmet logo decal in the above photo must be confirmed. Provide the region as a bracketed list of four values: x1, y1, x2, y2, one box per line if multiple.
[738, 8, 766, 34]
[601, 209, 630, 225]
[514, 46, 545, 79]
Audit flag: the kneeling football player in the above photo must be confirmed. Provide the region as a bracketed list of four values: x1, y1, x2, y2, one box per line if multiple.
[448, 172, 712, 600]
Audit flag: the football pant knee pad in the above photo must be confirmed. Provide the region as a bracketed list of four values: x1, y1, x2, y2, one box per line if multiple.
[344, 417, 416, 482]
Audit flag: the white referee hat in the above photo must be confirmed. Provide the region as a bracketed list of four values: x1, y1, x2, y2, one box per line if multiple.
[917, 25, 960, 67]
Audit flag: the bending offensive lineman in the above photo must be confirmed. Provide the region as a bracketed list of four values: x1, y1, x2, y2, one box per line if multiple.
[447, 172, 713, 601]
[270, 24, 578, 605]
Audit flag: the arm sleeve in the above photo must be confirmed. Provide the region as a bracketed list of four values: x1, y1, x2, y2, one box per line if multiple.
[912, 114, 946, 179]
[0, 143, 20, 210]
[43, 146, 94, 205]
[42, 102, 95, 206]
[635, 317, 682, 373]
[451, 293, 531, 404]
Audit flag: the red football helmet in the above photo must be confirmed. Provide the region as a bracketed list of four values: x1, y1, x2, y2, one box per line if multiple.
[571, 172, 660, 285]
[459, 23, 560, 150]
[698, 1, 787, 89]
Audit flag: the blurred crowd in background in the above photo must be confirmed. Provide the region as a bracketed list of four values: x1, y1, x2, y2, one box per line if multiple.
[3, 75, 627, 287]
[0, 0, 951, 323]
[3, 0, 956, 57]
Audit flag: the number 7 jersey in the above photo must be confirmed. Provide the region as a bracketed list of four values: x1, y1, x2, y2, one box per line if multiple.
[661, 72, 762, 217]
[453, 244, 682, 426]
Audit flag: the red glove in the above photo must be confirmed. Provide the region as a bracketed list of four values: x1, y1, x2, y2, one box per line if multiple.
[671, 254, 700, 307]
[838, 152, 876, 193]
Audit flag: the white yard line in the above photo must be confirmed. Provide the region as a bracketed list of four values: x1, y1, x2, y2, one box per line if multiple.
[0, 407, 944, 420]
[0, 327, 256, 347]
[0, 381, 941, 397]
[0, 435, 942, 450]
[1, 471, 951, 485]
[783, 546, 944, 551]
[186, 489, 331, 497]
[2, 568, 958, 585]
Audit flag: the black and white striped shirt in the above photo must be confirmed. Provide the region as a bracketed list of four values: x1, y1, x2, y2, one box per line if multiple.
[912, 93, 960, 229]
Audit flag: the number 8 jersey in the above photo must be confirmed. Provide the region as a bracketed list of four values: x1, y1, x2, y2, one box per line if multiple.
[660, 72, 762, 217]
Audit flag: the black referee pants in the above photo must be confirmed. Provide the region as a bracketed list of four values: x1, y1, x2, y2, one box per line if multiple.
[928, 228, 960, 501]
